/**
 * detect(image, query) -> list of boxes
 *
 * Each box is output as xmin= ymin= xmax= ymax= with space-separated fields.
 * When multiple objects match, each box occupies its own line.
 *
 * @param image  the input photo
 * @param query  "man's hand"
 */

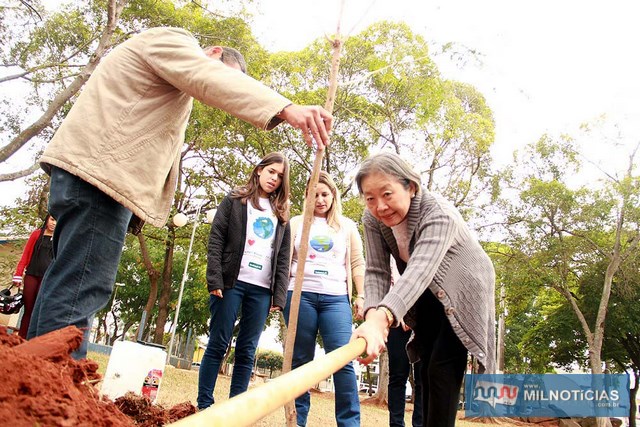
xmin=278 ymin=104 xmax=333 ymax=149
xmin=210 ymin=289 xmax=223 ymax=298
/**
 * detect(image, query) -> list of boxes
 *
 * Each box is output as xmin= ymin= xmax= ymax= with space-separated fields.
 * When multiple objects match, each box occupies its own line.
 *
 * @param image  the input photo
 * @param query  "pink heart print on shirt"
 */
xmin=248 ymin=239 xmax=255 ymax=246
xmin=309 ymin=254 xmax=316 ymax=259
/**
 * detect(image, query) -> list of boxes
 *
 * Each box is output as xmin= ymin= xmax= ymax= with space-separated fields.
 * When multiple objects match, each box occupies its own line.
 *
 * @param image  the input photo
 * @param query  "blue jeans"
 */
xmin=388 ymin=326 xmax=423 ymax=427
xmin=28 ymin=167 xmax=132 ymax=359
xmin=197 ymin=281 xmax=272 ymax=409
xmin=284 ymin=291 xmax=360 ymax=427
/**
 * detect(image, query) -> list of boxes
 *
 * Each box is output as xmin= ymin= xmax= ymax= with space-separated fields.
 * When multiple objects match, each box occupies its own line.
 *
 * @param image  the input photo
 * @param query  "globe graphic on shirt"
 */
xmin=309 ymin=235 xmax=333 ymax=252
xmin=253 ymin=217 xmax=275 ymax=239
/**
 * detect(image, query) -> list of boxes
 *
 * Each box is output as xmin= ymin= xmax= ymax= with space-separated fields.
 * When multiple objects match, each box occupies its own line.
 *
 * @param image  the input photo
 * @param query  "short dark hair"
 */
xmin=220 ymin=47 xmax=247 ymax=74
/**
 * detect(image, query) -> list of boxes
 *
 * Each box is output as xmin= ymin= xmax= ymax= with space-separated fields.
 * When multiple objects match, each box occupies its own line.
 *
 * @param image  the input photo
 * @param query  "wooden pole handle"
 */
xmin=168 ymin=338 xmax=366 ymax=427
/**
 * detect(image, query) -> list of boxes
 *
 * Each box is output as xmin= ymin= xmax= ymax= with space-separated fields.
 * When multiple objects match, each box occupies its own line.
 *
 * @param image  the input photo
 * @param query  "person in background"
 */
xmin=29 ymin=26 xmax=332 ymax=359
xmin=387 ymin=325 xmax=423 ymax=427
xmin=285 ymin=171 xmax=365 ymax=427
xmin=351 ymin=152 xmax=495 ymax=427
xmin=197 ymin=152 xmax=291 ymax=410
xmin=13 ymin=214 xmax=56 ymax=339
xmin=387 ymin=260 xmax=423 ymax=427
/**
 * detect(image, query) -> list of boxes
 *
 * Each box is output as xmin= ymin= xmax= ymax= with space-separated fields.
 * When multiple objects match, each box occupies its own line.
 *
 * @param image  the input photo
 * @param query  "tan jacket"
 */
xmin=288 ymin=215 xmax=365 ymax=298
xmin=40 ymin=27 xmax=290 ymax=227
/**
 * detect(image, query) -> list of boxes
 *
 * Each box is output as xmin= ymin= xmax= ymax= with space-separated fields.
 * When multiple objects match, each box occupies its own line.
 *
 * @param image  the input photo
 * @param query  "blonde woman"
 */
xmin=285 ymin=171 xmax=365 ymax=427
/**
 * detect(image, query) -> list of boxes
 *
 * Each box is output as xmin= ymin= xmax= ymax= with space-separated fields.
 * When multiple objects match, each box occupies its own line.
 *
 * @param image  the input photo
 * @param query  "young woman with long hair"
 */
xmin=197 ymin=152 xmax=291 ymax=410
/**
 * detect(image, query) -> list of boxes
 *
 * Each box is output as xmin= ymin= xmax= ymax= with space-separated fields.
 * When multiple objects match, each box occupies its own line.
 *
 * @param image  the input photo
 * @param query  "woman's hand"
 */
xmin=210 ymin=289 xmax=223 ymax=298
xmin=352 ymin=297 xmax=364 ymax=320
xmin=12 ymin=276 xmax=22 ymax=288
xmin=350 ymin=308 xmax=389 ymax=365
xmin=400 ymin=321 xmax=411 ymax=332
xmin=269 ymin=305 xmax=281 ymax=312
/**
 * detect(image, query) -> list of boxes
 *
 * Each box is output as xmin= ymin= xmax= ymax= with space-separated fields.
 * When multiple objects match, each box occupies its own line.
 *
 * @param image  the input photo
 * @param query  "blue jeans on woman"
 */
xmin=197 ymin=280 xmax=272 ymax=409
xmin=284 ymin=291 xmax=360 ymax=427
xmin=28 ymin=167 xmax=132 ymax=359
xmin=387 ymin=326 xmax=423 ymax=427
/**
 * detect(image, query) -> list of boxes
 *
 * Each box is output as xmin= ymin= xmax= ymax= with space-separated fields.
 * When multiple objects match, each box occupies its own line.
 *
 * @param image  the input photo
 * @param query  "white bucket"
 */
xmin=101 ymin=340 xmax=167 ymax=403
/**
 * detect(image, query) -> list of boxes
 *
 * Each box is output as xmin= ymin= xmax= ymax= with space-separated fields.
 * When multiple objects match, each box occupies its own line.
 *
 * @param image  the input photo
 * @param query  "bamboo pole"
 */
xmin=281 ymin=4 xmax=345 ymax=425
xmin=168 ymin=338 xmax=366 ymax=427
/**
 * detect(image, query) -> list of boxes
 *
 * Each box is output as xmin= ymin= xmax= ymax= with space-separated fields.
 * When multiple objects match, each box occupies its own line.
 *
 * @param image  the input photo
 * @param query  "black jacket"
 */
xmin=206 ymin=194 xmax=291 ymax=309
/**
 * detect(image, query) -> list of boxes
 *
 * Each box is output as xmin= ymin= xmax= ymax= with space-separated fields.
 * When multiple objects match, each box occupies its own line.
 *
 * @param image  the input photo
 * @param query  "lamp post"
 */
xmin=166 ymin=203 xmax=216 ymax=365
xmin=113 ymin=282 xmax=126 ymax=302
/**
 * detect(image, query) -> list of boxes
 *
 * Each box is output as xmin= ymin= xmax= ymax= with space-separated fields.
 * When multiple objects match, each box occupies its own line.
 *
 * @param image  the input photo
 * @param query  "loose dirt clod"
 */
xmin=115 ymin=393 xmax=197 ymax=426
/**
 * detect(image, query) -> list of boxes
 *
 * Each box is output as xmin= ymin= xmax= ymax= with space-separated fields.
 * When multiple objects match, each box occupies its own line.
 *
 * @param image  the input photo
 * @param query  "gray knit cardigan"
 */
xmin=362 ymin=189 xmax=496 ymax=373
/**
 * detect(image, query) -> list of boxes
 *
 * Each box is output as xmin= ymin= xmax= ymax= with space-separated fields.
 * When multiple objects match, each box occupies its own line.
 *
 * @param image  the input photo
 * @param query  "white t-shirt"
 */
xmin=237 ymin=198 xmax=276 ymax=289
xmin=289 ymin=217 xmax=348 ymax=295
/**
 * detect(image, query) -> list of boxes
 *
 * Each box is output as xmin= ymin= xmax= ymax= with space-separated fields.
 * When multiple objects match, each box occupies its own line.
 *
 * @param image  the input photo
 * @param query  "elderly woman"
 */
xmin=351 ymin=152 xmax=495 ymax=427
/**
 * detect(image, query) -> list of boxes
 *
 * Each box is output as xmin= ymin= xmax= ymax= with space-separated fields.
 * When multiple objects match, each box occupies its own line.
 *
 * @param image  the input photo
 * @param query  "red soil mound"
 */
xmin=0 ymin=325 xmax=196 ymax=426
xmin=0 ymin=325 xmax=132 ymax=426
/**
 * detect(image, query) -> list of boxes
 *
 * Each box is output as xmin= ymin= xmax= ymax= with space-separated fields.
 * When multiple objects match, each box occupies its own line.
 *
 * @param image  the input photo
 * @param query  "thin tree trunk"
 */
xmin=373 ymin=351 xmax=389 ymax=405
xmin=497 ymin=282 xmax=506 ymax=372
xmin=220 ymin=335 xmax=235 ymax=375
xmin=629 ymin=369 xmax=638 ymax=427
xmin=281 ymin=5 xmax=345 ymax=426
xmin=153 ymin=227 xmax=177 ymax=344
xmin=109 ymin=304 xmax=119 ymax=346
xmin=135 ymin=232 xmax=161 ymax=340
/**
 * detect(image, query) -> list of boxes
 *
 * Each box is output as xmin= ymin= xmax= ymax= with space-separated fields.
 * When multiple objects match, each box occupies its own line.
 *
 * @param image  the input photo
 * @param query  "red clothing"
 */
xmin=13 ymin=229 xmax=43 ymax=281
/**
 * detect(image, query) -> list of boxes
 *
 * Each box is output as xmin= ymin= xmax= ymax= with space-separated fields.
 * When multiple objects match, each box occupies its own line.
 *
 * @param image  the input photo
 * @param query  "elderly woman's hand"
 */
xmin=350 ymin=308 xmax=390 ymax=365
xmin=352 ymin=297 xmax=365 ymax=321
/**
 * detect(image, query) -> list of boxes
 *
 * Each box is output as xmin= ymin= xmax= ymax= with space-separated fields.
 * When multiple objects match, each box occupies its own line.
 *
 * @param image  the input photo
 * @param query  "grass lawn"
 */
xmin=89 ymin=351 xmax=513 ymax=426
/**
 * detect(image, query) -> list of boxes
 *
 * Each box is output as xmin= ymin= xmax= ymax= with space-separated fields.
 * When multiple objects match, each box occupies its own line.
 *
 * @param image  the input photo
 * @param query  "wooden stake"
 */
xmin=281 ymin=5 xmax=345 ymax=424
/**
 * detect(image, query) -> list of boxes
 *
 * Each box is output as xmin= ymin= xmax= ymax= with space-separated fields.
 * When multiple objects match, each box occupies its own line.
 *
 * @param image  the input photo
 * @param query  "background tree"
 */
xmin=0 ymin=0 xmax=255 ymax=178
xmin=496 ymin=131 xmax=640 ymax=379
xmin=256 ymin=350 xmax=284 ymax=378
xmin=503 ymin=252 xmax=640 ymax=426
xmin=0 ymin=0 xmax=128 ymax=179
xmin=601 ymin=252 xmax=640 ymax=427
